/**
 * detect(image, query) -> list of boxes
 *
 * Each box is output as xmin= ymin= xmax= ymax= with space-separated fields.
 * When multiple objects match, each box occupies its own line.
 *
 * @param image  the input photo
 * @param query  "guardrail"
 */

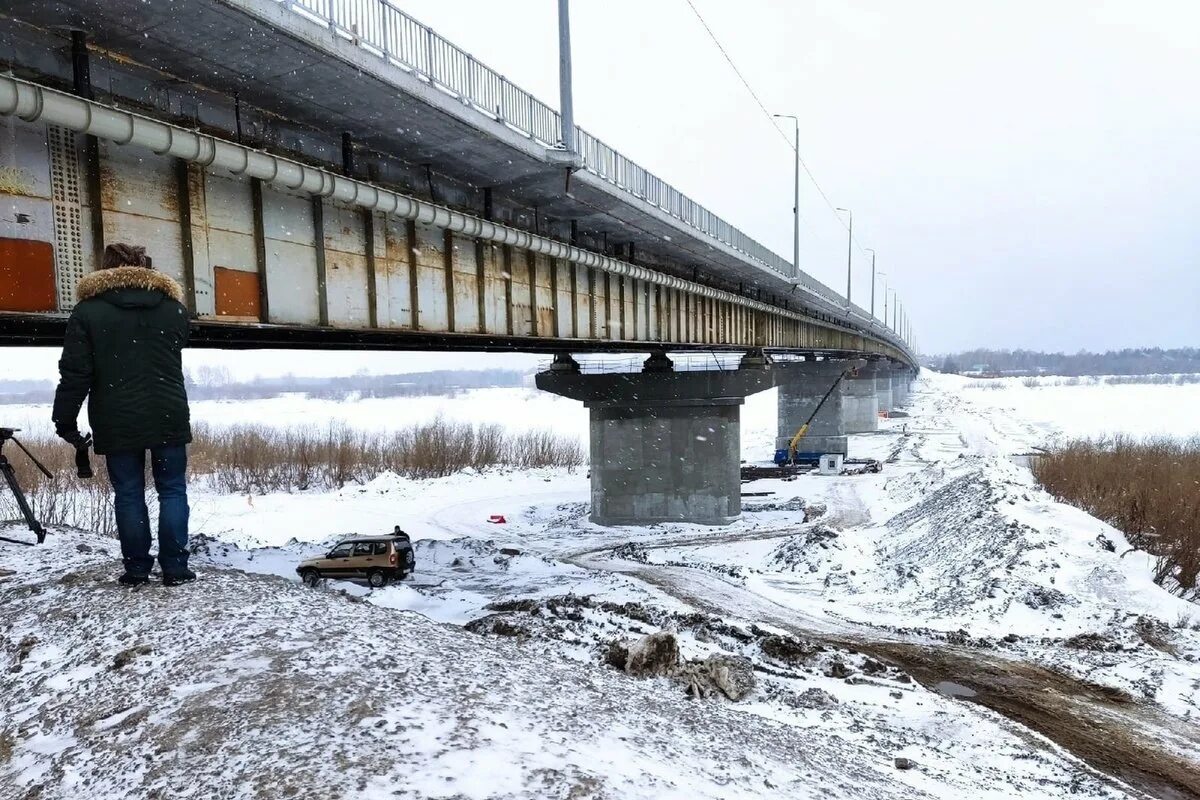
xmin=275 ymin=0 xmax=912 ymax=358
xmin=279 ymin=1 xmax=795 ymax=272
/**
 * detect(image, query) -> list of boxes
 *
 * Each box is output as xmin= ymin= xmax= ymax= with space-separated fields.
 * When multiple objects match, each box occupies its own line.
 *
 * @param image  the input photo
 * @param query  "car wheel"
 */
xmin=301 ymin=569 xmax=321 ymax=588
xmin=367 ymin=569 xmax=389 ymax=589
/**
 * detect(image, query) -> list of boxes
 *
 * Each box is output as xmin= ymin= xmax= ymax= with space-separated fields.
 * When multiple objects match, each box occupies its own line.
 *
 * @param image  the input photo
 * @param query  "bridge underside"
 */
xmin=0 ymin=312 xmax=893 ymax=361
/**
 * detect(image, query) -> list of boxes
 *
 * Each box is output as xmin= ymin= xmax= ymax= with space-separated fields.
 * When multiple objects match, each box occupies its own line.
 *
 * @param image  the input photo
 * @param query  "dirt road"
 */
xmin=568 ymin=539 xmax=1200 ymax=800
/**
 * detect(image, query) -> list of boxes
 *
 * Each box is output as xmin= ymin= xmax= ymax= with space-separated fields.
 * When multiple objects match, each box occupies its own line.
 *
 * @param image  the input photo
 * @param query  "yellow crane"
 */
xmin=782 ymin=368 xmax=852 ymax=464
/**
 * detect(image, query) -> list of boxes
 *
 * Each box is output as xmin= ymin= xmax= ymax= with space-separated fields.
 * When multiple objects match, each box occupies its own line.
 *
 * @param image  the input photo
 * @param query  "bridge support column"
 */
xmin=536 ymin=354 xmax=774 ymax=526
xmin=876 ymin=365 xmax=895 ymax=415
xmin=776 ymin=360 xmax=860 ymax=458
xmin=891 ymin=368 xmax=909 ymax=408
xmin=842 ymin=364 xmax=880 ymax=433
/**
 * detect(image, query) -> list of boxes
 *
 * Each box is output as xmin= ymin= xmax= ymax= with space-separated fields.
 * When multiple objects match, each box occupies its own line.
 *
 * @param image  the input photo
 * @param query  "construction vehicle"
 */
xmin=773 ymin=369 xmax=850 ymax=466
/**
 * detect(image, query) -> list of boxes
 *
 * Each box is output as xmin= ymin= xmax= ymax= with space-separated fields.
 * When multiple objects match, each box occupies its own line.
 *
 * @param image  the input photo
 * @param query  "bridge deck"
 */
xmin=0 ymin=1 xmax=913 ymax=364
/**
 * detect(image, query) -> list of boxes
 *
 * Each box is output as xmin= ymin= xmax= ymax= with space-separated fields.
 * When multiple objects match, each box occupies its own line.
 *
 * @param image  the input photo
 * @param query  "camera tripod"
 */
xmin=0 ymin=427 xmax=51 ymax=546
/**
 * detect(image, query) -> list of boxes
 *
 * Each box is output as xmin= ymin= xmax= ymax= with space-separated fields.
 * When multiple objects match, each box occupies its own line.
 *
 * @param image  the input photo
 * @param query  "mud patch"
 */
xmin=864 ymin=641 xmax=1200 ymax=800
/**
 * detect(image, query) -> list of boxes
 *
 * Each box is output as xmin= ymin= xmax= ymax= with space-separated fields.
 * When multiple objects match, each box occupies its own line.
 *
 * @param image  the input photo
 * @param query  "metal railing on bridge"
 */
xmin=280 ymin=1 xmax=792 ymax=275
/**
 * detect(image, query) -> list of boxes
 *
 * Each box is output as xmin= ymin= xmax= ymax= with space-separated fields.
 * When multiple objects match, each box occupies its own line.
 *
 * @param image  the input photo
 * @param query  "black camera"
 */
xmin=74 ymin=433 xmax=94 ymax=479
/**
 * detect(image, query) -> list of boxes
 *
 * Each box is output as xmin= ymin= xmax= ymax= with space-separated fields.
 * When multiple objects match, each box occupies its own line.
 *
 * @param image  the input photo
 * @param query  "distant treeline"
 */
xmin=930 ymin=347 xmax=1200 ymax=377
xmin=0 ymin=369 xmax=530 ymax=405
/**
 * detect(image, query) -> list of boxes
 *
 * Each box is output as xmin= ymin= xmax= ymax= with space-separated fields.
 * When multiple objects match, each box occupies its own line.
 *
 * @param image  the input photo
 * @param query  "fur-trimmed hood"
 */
xmin=76 ymin=266 xmax=185 ymax=304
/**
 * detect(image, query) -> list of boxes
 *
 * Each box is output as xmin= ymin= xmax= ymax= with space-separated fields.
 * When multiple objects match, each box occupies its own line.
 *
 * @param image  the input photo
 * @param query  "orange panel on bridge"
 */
xmin=214 ymin=266 xmax=262 ymax=319
xmin=0 ymin=237 xmax=56 ymax=312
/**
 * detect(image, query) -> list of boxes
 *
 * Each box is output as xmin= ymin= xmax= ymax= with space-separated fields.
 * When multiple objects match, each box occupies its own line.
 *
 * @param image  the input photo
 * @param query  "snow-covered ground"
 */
xmin=953 ymin=374 xmax=1200 ymax=443
xmin=3 ymin=372 xmax=1200 ymax=799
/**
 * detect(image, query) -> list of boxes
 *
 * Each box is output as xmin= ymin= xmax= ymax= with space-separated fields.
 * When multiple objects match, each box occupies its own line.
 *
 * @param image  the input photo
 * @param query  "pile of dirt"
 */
xmin=608 ymin=631 xmax=757 ymax=701
xmin=609 ymin=542 xmax=748 ymax=580
xmin=1064 ymin=633 xmax=1124 ymax=652
xmin=768 ymin=527 xmax=841 ymax=571
xmin=467 ymin=594 xmax=916 ymax=707
xmin=743 ymin=496 xmax=807 ymax=514
xmin=611 ymin=542 xmax=651 ymax=563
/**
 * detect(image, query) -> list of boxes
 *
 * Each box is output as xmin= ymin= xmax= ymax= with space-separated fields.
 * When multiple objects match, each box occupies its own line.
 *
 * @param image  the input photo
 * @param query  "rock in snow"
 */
xmin=624 ymin=630 xmax=681 ymax=677
xmin=615 ymin=631 xmax=756 ymax=701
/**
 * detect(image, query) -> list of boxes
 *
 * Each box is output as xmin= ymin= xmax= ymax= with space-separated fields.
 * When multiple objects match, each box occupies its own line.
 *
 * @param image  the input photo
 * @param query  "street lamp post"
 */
xmin=773 ymin=114 xmax=800 ymax=280
xmin=557 ymin=0 xmax=575 ymax=154
xmin=865 ymin=248 xmax=876 ymax=323
xmin=876 ymin=270 xmax=887 ymax=328
xmin=836 ymin=207 xmax=852 ymax=308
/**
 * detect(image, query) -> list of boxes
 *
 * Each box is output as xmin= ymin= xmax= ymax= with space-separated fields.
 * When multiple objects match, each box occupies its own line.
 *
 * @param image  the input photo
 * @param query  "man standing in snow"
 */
xmin=52 ymin=244 xmax=195 ymax=587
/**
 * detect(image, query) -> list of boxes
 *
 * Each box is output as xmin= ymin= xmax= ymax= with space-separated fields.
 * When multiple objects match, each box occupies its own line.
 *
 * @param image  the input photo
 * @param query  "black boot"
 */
xmin=162 ymin=568 xmax=197 ymax=587
xmin=118 ymin=572 xmax=150 ymax=587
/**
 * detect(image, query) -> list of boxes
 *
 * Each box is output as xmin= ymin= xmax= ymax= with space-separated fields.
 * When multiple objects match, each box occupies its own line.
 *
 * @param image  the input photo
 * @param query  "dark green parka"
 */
xmin=52 ymin=266 xmax=192 ymax=455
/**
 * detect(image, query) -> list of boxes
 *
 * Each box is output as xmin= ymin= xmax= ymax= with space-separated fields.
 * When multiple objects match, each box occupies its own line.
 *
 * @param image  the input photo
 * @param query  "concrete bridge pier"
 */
xmin=775 ymin=360 xmax=863 ymax=459
xmin=876 ymin=367 xmax=896 ymax=415
xmin=536 ymin=353 xmax=774 ymax=526
xmin=842 ymin=364 xmax=880 ymax=433
xmin=891 ymin=368 xmax=909 ymax=408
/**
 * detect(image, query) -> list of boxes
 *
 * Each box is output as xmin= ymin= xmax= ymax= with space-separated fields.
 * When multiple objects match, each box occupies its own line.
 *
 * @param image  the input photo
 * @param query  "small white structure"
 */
xmin=818 ymin=453 xmax=844 ymax=475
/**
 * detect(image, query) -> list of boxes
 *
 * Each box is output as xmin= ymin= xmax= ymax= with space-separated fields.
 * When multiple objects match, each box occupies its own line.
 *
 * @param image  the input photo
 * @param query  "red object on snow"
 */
xmin=487 ymin=514 xmax=507 ymax=524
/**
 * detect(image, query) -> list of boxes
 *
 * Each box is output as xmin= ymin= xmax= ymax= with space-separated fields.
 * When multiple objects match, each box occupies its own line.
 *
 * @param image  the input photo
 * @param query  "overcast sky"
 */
xmin=396 ymin=0 xmax=1198 ymax=354
xmin=6 ymin=1 xmax=1197 ymax=382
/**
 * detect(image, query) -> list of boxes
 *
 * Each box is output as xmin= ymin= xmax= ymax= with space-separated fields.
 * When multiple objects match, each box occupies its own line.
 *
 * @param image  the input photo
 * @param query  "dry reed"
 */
xmin=0 ymin=419 xmax=583 ymax=536
xmin=1032 ymin=435 xmax=1200 ymax=598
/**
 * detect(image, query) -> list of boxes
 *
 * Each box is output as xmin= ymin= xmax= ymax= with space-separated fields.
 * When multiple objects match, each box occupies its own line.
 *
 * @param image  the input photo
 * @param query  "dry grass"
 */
xmin=1011 ymin=375 xmax=1200 ymax=389
xmin=1032 ymin=436 xmax=1200 ymax=598
xmin=0 ymin=419 xmax=583 ymax=536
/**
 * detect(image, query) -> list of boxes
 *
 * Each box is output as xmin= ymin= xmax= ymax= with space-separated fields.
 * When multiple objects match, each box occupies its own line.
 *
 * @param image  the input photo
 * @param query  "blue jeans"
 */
xmin=105 ymin=445 xmax=190 ymax=576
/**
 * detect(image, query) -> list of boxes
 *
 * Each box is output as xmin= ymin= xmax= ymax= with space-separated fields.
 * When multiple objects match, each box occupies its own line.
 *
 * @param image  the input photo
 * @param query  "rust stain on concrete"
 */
xmin=0 ymin=166 xmax=37 ymax=198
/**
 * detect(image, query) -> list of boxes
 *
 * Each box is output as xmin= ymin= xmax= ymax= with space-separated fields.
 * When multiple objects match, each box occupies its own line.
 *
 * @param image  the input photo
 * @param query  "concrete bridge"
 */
xmin=0 ymin=0 xmax=917 ymax=525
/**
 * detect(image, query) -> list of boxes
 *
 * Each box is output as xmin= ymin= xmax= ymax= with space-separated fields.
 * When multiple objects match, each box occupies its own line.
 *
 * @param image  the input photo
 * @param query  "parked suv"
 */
xmin=297 ymin=535 xmax=416 ymax=588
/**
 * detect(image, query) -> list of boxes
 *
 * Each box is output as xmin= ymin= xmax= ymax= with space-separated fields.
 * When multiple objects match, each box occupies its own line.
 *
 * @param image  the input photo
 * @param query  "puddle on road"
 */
xmin=933 ymin=680 xmax=978 ymax=699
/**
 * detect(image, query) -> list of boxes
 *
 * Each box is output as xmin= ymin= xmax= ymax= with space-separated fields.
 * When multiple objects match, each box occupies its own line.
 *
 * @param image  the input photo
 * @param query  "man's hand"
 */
xmin=58 ymin=429 xmax=94 ymax=479
xmin=56 ymin=426 xmax=88 ymax=448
